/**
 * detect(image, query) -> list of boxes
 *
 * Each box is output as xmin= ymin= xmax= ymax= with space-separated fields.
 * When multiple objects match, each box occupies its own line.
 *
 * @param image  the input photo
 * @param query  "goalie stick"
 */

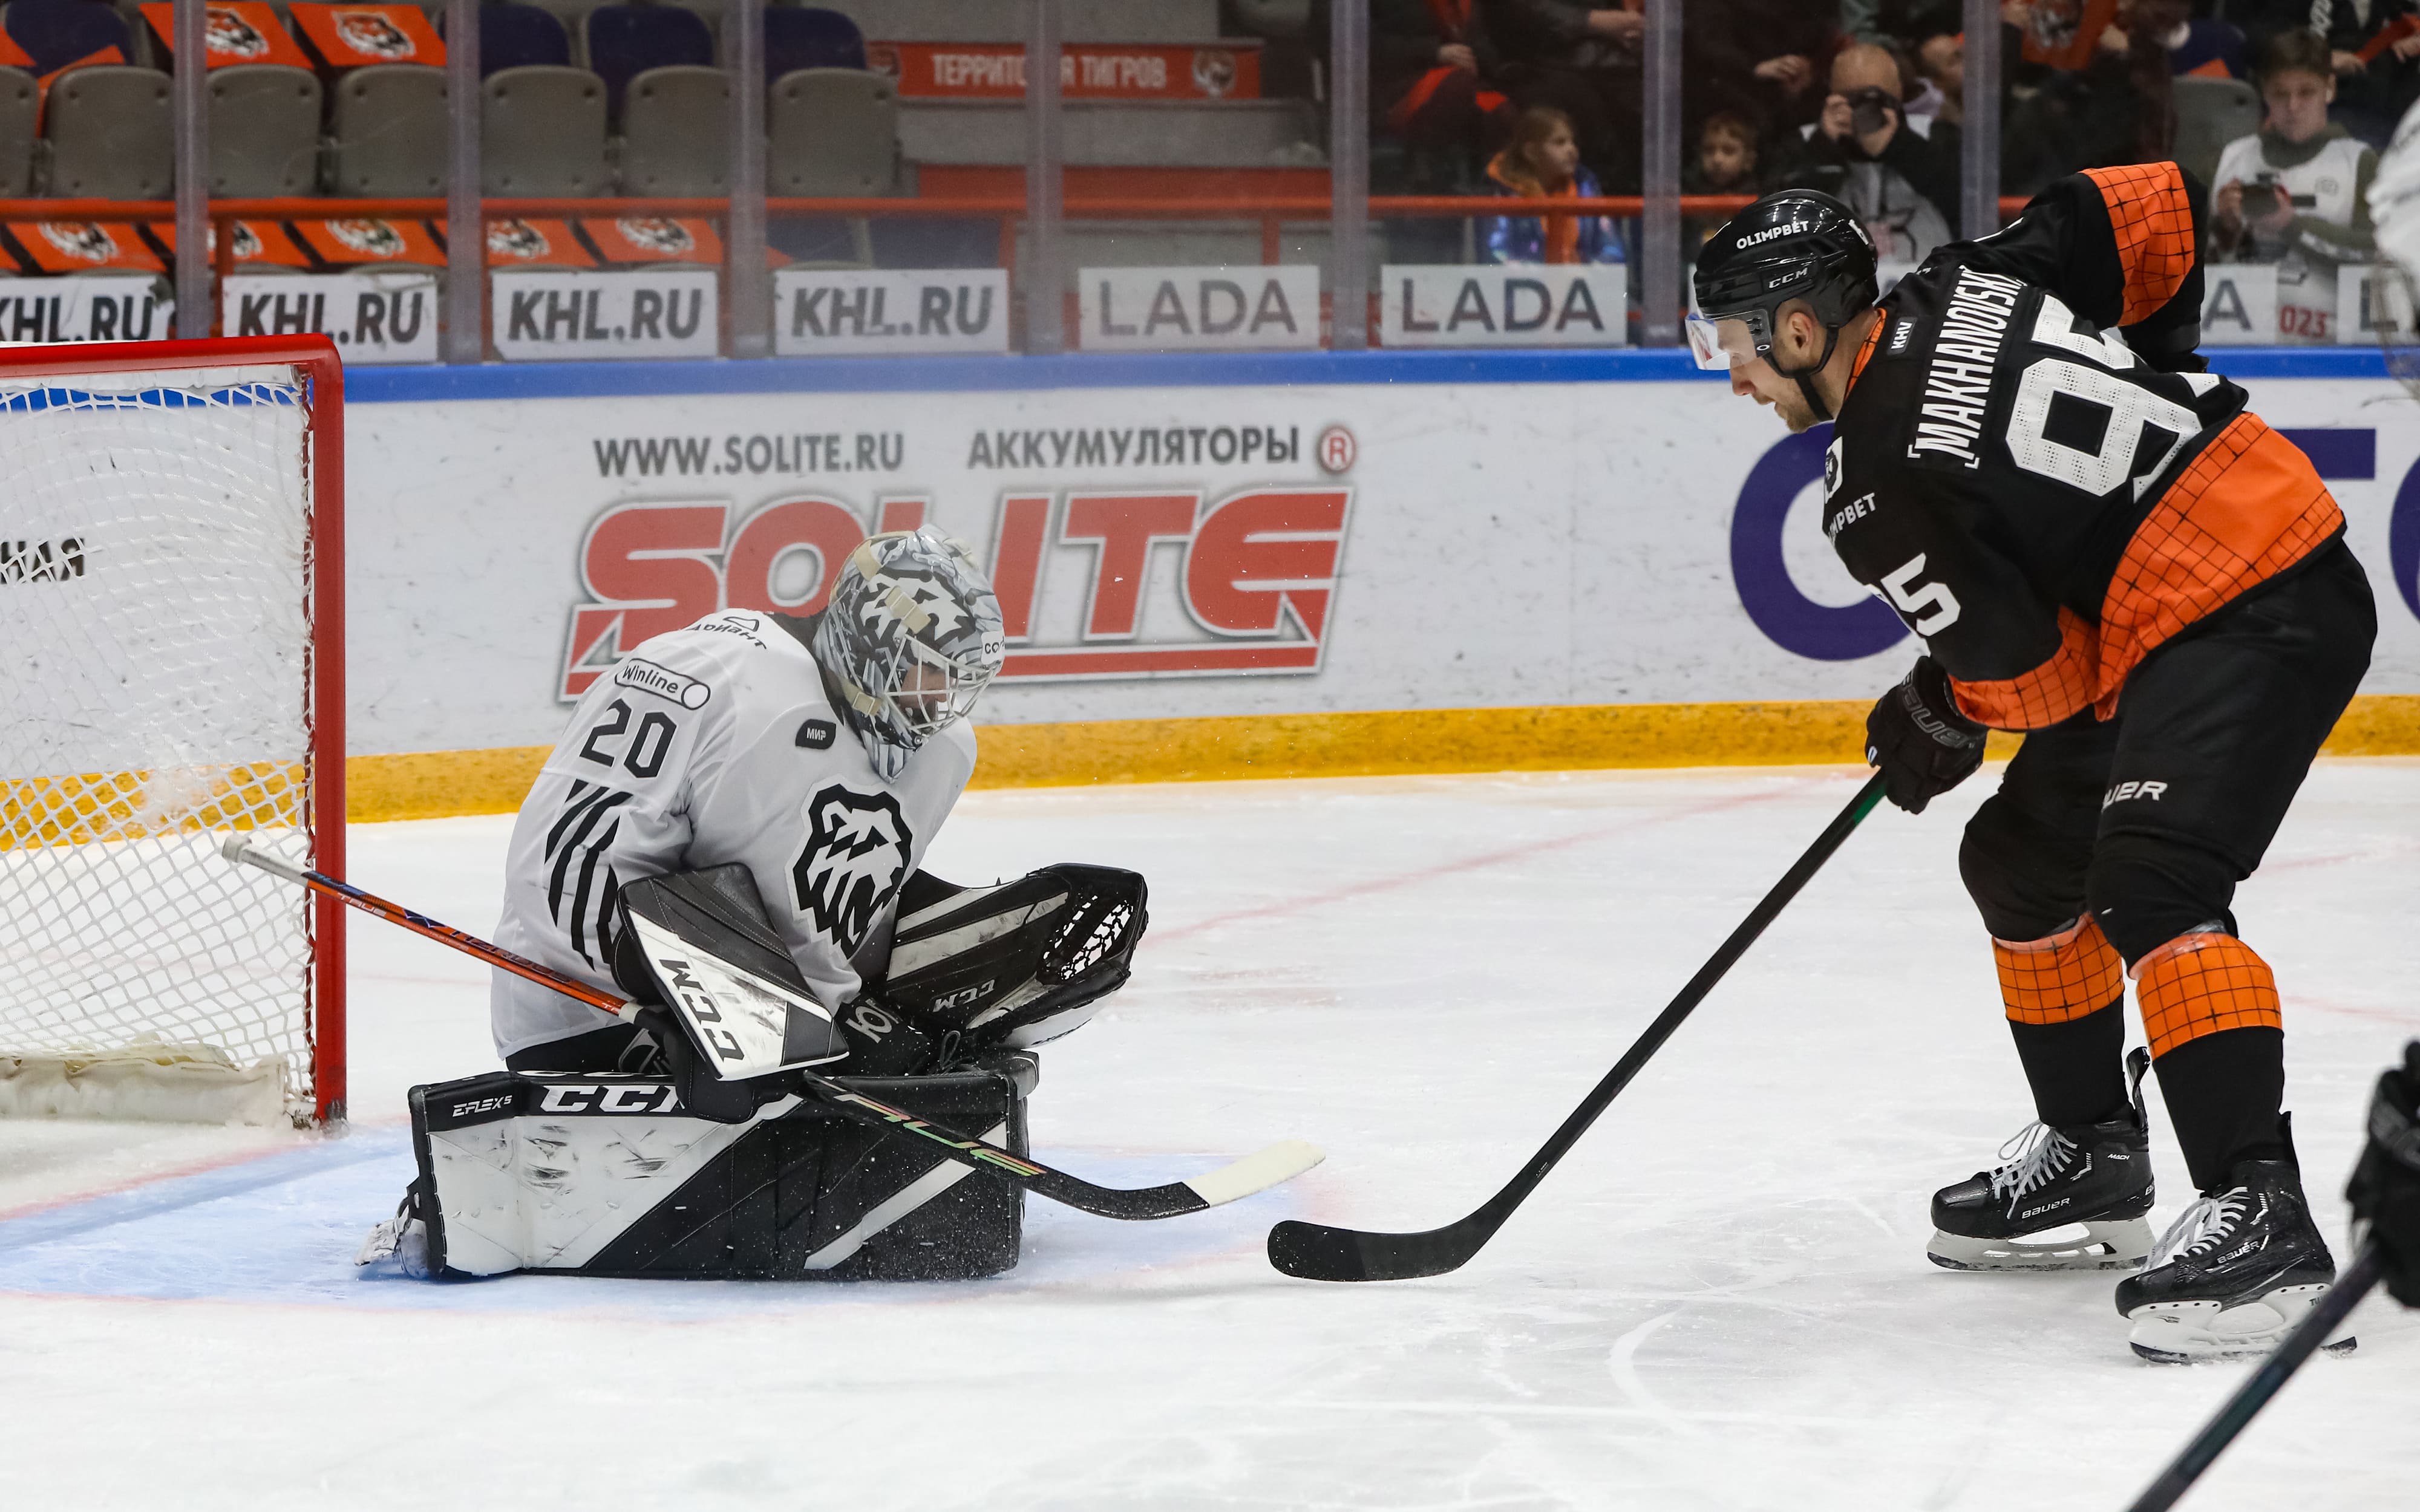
xmin=220 ymin=836 xmax=1321 ymax=1221
xmin=1266 ymin=773 xmax=1888 ymax=1282
xmin=2122 ymin=1243 xmax=2382 ymax=1512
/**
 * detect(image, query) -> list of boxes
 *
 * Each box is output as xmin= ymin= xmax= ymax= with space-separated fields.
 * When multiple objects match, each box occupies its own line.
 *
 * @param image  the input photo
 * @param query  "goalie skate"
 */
xmin=1926 ymin=1049 xmax=2154 ymax=1272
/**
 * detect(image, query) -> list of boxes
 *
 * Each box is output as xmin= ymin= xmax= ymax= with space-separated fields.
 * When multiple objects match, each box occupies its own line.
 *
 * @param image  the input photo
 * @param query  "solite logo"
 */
xmin=559 ymin=484 xmax=1352 ymax=698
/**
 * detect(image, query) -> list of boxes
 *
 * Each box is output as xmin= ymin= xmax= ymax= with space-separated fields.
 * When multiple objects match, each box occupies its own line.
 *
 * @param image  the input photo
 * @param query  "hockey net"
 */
xmin=0 ymin=338 xmax=344 ymax=1126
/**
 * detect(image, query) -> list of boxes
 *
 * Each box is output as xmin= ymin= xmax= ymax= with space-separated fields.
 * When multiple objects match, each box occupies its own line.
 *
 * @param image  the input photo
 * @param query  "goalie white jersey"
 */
xmin=491 ymin=608 xmax=978 ymax=1061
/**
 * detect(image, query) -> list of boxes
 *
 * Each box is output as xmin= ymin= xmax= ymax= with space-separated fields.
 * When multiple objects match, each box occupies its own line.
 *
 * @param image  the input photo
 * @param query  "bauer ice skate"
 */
xmin=1926 ymin=1048 xmax=2154 ymax=1271
xmin=2117 ymin=1127 xmax=2355 ymax=1364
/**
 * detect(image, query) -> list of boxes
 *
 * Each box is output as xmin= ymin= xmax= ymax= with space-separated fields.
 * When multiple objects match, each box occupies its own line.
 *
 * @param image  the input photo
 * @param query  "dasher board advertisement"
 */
xmin=1078 ymin=267 xmax=1322 ymax=353
xmin=1379 ymin=266 xmax=1629 ymax=348
xmin=771 ymin=270 xmax=1010 ymax=357
xmin=222 ymin=270 xmax=439 ymax=364
xmin=0 ymin=278 xmax=172 ymax=344
xmin=491 ymin=269 xmax=719 ymax=360
xmin=339 ymin=369 xmax=2420 ymax=758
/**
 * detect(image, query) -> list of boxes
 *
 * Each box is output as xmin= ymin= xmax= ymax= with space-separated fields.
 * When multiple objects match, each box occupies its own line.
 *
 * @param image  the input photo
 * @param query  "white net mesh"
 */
xmin=0 ymin=361 xmax=322 ymax=1123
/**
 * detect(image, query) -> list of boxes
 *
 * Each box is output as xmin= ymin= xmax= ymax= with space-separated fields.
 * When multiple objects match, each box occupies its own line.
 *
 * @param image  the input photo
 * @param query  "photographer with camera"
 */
xmin=1768 ymin=42 xmax=1958 ymax=266
xmin=2212 ymin=29 xmax=2380 ymax=343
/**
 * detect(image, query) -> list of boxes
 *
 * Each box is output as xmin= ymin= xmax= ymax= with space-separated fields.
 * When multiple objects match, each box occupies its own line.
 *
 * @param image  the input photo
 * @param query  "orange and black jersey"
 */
xmin=1825 ymin=162 xmax=2344 ymax=729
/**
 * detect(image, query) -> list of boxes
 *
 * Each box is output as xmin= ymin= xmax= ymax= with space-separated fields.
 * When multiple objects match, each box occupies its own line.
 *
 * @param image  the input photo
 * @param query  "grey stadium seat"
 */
xmin=767 ymin=67 xmax=897 ymax=195
xmin=2171 ymin=76 xmax=2263 ymax=195
xmin=44 ymin=66 xmax=170 ymax=199
xmin=208 ymin=64 xmax=321 ymax=197
xmin=330 ymin=65 xmax=448 ymax=197
xmin=620 ymin=65 xmax=727 ymax=195
xmin=0 ymin=67 xmax=33 ymax=197
xmin=483 ymin=64 xmax=609 ymax=195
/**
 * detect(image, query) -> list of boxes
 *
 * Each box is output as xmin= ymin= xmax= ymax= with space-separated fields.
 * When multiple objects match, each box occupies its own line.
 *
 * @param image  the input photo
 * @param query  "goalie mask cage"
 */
xmin=0 ymin=337 xmax=344 ymax=1127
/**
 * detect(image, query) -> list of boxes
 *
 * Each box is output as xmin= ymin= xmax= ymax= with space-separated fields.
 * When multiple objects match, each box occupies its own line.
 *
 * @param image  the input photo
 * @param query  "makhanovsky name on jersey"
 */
xmin=1907 ymin=266 xmax=2026 ymax=469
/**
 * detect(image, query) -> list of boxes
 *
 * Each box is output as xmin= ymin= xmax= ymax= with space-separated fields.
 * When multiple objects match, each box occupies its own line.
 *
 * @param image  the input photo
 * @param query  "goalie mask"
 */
xmin=812 ymin=526 xmax=1006 ymax=780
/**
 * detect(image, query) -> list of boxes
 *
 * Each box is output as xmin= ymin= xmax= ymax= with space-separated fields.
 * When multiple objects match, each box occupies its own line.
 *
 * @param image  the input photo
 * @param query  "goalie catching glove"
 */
xmin=842 ymin=863 xmax=1149 ymax=1075
xmin=613 ymin=859 xmax=1148 ymax=1092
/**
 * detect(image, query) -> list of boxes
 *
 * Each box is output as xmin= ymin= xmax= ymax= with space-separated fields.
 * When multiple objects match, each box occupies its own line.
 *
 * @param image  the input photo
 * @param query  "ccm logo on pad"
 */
xmin=536 ymin=1082 xmax=684 ymax=1113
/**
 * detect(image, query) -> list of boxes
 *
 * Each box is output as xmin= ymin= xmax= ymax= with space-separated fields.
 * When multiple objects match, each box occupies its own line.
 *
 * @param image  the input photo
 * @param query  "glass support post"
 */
xmin=728 ymin=0 xmax=769 ymax=358
xmin=1639 ymin=0 xmax=1682 ymax=346
xmin=1024 ymin=0 xmax=1064 ymax=355
xmin=172 ymin=0 xmax=209 ymax=338
xmin=445 ymin=0 xmax=483 ymax=363
xmin=1327 ymin=0 xmax=1369 ymax=351
xmin=1961 ymin=0 xmax=2002 ymax=240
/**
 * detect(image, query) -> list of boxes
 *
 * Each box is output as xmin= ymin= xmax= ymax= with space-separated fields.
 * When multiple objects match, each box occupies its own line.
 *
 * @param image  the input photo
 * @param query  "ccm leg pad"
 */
xmin=387 ymin=1057 xmax=1035 ymax=1281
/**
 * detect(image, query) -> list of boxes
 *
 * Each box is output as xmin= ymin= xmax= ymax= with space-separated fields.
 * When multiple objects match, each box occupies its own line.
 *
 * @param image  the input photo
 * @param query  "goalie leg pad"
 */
xmin=880 ymin=863 xmax=1148 ymax=1054
xmin=391 ymin=1057 xmax=1033 ymax=1281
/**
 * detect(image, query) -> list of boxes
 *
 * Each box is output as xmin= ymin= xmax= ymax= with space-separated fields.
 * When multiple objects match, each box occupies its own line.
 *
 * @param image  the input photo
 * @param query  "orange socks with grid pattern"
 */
xmin=2133 ymin=932 xmax=2283 ymax=1056
xmin=1994 ymin=916 xmax=2124 ymax=1026
xmin=1994 ymin=917 xmax=2130 ymax=1127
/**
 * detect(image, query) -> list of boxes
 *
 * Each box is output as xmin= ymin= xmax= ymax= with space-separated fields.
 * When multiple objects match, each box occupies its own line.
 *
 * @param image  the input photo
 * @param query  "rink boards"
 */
xmin=345 ymin=348 xmax=2420 ymax=815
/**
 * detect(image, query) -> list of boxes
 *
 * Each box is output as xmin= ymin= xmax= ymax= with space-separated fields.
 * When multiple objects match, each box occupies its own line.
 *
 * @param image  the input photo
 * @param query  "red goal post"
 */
xmin=0 ymin=336 xmax=345 ymax=1126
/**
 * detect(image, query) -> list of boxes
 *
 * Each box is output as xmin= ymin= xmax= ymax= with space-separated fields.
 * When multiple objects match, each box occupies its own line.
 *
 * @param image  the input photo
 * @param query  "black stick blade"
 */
xmin=1267 ymin=1219 xmax=1477 ymax=1282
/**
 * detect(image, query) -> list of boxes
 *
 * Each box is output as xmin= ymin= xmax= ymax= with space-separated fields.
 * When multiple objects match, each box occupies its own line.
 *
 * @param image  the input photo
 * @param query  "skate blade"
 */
xmin=1926 ymin=1218 xmax=2151 ymax=1272
xmin=2126 ymin=1283 xmax=2358 ymax=1364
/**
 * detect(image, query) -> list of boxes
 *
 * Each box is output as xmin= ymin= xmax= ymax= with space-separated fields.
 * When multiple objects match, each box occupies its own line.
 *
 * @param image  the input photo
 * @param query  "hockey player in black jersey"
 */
xmin=1691 ymin=169 xmax=2375 ymax=1360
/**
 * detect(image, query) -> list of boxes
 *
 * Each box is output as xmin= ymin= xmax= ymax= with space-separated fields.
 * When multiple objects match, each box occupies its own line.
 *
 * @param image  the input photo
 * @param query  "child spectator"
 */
xmin=2211 ymin=28 xmax=2381 ymax=341
xmin=1480 ymin=106 xmax=1628 ymax=264
xmin=1684 ymin=111 xmax=1761 ymax=262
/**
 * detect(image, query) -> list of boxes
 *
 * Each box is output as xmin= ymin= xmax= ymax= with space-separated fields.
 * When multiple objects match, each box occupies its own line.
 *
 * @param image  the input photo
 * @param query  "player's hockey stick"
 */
xmin=1266 ymin=772 xmax=1889 ymax=1281
xmin=220 ymin=836 xmax=1321 ymax=1221
xmin=2122 ymin=1243 xmax=2382 ymax=1512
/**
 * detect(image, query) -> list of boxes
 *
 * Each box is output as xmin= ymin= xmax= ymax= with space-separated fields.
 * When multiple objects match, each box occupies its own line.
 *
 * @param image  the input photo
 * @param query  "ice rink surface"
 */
xmin=2 ymin=761 xmax=2416 ymax=1511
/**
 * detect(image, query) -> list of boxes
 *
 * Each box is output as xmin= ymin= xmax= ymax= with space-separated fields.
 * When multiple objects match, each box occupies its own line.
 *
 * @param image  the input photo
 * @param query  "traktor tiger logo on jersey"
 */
xmin=793 ymin=785 xmax=913 ymax=955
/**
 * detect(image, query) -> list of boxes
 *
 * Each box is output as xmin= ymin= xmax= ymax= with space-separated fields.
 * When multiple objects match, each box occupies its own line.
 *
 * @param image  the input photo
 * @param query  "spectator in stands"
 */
xmin=1683 ymin=110 xmax=1762 ymax=264
xmin=1485 ymin=0 xmax=1646 ymax=192
xmin=1769 ymin=42 xmax=1958 ymax=265
xmin=1479 ymin=105 xmax=1628 ymax=264
xmin=2128 ymin=0 xmax=2249 ymax=80
xmin=2211 ymin=28 xmax=2379 ymax=342
xmin=2315 ymin=0 xmax=2420 ymax=145
xmin=2231 ymin=0 xmax=2419 ymax=140
xmin=1373 ymin=0 xmax=1516 ymax=170
xmin=1998 ymin=1 xmax=2172 ymax=194
xmin=1681 ymin=0 xmax=1836 ymax=155
xmin=1901 ymin=21 xmax=1960 ymax=126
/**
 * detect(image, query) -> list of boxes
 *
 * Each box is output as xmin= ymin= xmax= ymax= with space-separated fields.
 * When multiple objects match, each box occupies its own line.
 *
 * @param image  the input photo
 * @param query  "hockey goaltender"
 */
xmin=362 ymin=528 xmax=1151 ymax=1281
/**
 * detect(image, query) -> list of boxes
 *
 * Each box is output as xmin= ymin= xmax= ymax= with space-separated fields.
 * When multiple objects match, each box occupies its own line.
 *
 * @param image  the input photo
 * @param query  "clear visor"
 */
xmin=1686 ymin=311 xmax=1767 ymax=371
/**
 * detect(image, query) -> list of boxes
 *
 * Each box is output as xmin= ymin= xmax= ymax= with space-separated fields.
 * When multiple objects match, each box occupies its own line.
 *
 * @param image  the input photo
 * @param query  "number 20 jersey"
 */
xmin=489 ymin=608 xmax=978 ymax=1062
xmin=1825 ymin=162 xmax=2345 ymax=730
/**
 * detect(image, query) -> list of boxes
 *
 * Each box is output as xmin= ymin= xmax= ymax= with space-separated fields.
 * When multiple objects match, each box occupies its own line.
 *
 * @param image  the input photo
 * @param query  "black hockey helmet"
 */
xmin=1689 ymin=190 xmax=1879 ymax=417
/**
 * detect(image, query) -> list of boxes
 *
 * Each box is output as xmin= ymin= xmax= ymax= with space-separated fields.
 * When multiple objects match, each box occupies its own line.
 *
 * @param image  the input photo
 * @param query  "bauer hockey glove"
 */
xmin=1865 ymin=656 xmax=1986 ymax=815
xmin=2347 ymin=1040 xmax=2420 ymax=1308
